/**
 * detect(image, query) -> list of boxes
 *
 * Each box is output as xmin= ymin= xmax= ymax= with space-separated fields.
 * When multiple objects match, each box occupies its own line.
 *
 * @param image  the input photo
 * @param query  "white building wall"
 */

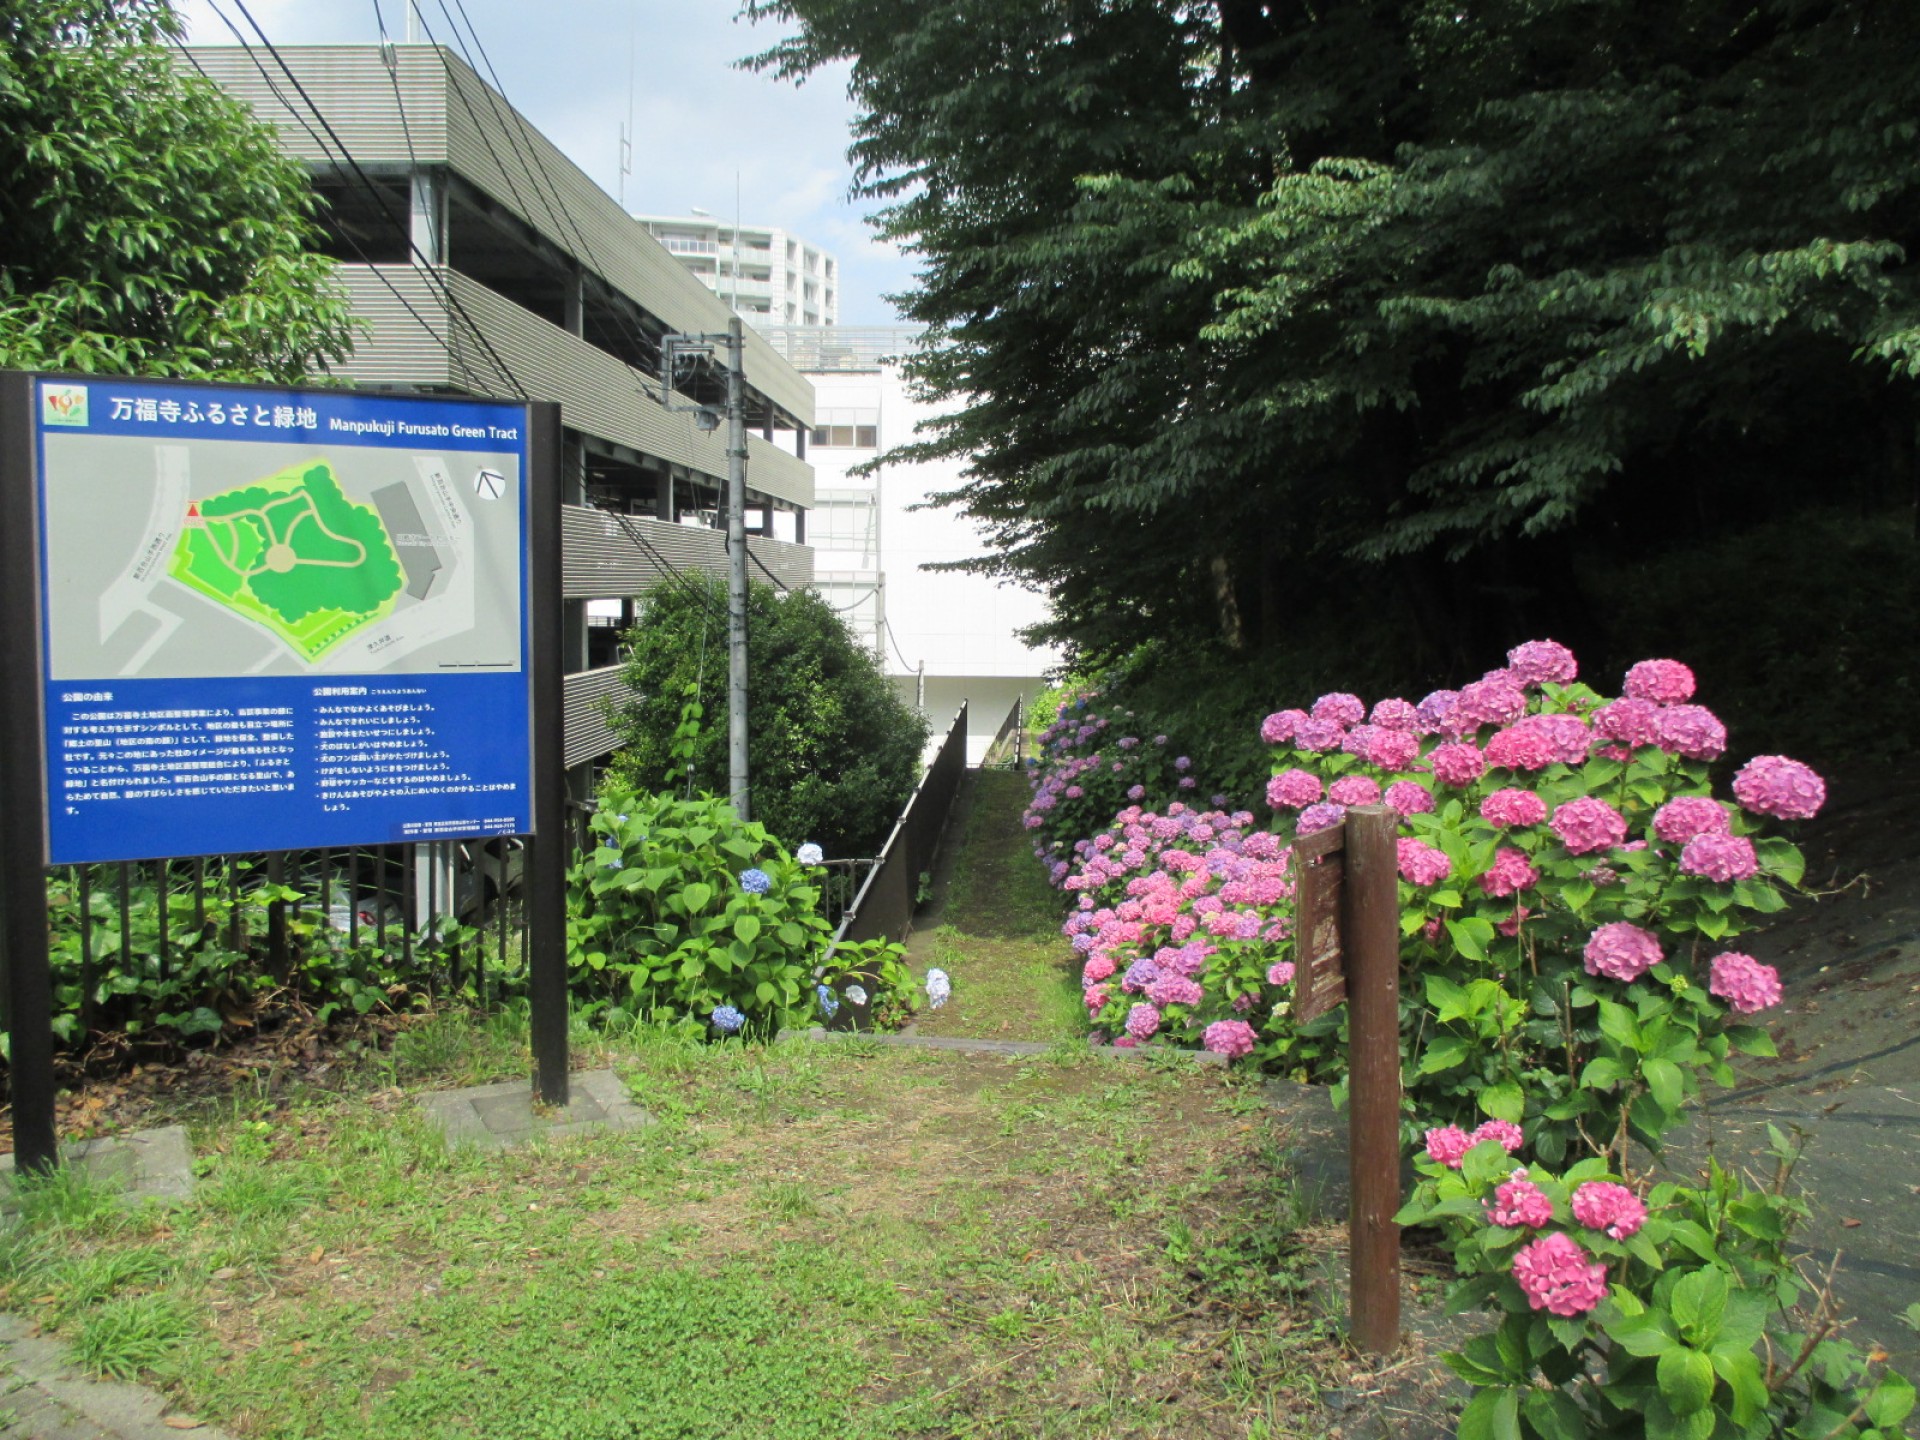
xmin=805 ymin=358 xmax=1061 ymax=762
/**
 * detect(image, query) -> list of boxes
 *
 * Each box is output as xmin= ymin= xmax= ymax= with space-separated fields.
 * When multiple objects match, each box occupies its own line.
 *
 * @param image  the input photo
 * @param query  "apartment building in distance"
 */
xmin=187 ymin=43 xmax=819 ymax=786
xmin=763 ymin=327 xmax=1060 ymax=763
xmin=633 ymin=214 xmax=839 ymax=328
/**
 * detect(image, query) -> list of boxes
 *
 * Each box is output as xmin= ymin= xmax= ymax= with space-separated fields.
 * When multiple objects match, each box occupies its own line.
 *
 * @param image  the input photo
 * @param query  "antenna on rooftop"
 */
xmin=617 ymin=4 xmax=635 ymax=207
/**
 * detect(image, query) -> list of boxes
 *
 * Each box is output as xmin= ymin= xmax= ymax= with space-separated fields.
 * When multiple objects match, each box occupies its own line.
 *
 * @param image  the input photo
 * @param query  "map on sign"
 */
xmin=40 ymin=433 xmax=523 ymax=682
xmin=168 ymin=460 xmax=405 ymax=663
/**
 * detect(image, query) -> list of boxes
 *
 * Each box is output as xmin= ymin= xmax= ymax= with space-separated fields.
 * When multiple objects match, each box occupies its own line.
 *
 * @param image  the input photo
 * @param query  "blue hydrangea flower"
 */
xmin=795 ymin=842 xmax=824 ymax=866
xmin=815 ymin=984 xmax=839 ymax=1019
xmin=925 ymin=968 xmax=952 ymax=1010
xmin=738 ymin=867 xmax=772 ymax=895
xmin=710 ymin=1004 xmax=745 ymax=1034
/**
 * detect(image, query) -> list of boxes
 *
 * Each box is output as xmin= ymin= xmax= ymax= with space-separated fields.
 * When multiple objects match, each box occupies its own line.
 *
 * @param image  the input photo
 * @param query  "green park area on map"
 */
xmin=167 ymin=458 xmax=405 ymax=663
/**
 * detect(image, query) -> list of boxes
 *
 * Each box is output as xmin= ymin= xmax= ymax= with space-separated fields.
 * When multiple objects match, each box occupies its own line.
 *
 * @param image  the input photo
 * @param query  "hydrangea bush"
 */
xmin=1062 ymin=802 xmax=1308 ymax=1059
xmin=566 ymin=786 xmax=834 ymax=1037
xmin=1261 ymin=642 xmax=1820 ymax=1166
xmin=1399 ymin=1131 xmax=1915 ymax=1440
xmin=1024 ymin=690 xmax=1211 ymax=887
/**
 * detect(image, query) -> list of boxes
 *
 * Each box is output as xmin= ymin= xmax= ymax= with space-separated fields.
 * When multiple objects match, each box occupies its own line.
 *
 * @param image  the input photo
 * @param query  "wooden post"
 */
xmin=1342 ymin=803 xmax=1403 ymax=1354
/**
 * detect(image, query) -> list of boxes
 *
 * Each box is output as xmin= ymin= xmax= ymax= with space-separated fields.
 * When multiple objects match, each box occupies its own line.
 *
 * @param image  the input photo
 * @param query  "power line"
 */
xmin=214 ymin=0 xmax=529 ymax=401
xmin=883 ymin=615 xmax=917 ymax=674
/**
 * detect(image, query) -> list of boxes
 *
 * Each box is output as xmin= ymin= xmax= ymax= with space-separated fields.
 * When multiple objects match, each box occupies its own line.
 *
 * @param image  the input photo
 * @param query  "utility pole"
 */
xmin=724 ymin=317 xmax=750 ymax=820
xmin=660 ymin=322 xmax=751 ymax=821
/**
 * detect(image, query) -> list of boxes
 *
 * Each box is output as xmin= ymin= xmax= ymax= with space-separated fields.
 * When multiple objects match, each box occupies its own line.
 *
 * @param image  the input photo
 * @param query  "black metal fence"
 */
xmin=834 ymin=701 xmax=969 ymax=949
xmin=981 ymin=696 xmax=1025 ymax=769
xmin=37 ymin=841 xmax=528 ymax=1037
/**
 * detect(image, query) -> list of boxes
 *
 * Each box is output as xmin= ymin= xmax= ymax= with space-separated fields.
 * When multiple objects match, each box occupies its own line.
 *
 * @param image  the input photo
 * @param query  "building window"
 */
xmin=809 ymin=408 xmax=879 ymax=448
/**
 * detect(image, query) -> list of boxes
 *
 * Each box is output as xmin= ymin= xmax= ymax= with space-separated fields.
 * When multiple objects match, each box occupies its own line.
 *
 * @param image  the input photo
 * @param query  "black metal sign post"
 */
xmin=0 ymin=374 xmax=59 ymax=1172
xmin=525 ymin=402 xmax=569 ymax=1107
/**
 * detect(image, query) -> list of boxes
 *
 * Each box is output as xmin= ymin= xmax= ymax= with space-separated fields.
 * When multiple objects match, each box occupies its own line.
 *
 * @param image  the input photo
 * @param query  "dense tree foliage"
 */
xmin=744 ymin=0 xmax=1920 ymax=690
xmin=608 ymin=577 xmax=929 ymax=859
xmin=1 ymin=0 xmax=355 ymax=379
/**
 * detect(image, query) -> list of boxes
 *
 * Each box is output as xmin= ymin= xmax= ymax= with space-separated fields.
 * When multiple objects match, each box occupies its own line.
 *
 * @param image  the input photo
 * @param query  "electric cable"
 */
xmin=207 ymin=0 xmax=530 ymax=400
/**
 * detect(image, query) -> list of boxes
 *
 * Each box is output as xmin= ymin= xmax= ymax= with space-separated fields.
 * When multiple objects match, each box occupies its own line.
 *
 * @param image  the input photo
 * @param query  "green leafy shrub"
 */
xmin=566 ymin=785 xmax=834 ymax=1037
xmin=1399 ymin=1135 xmax=1915 ymax=1440
xmin=608 ymin=576 xmax=928 ymax=859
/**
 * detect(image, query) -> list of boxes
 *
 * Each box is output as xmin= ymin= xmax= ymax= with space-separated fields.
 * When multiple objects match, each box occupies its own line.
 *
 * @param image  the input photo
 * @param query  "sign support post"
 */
xmin=525 ymin=402 xmax=568 ymax=1107
xmin=0 ymin=375 xmax=58 ymax=1173
xmin=1290 ymin=801 xmax=1402 ymax=1354
xmin=1343 ymin=803 xmax=1403 ymax=1354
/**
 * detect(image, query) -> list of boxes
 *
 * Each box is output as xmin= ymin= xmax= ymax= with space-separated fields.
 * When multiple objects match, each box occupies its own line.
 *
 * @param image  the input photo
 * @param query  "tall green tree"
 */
xmin=608 ymin=577 xmax=929 ymax=859
xmin=1 ymin=0 xmax=355 ymax=380
xmin=745 ymin=0 xmax=1920 ymax=674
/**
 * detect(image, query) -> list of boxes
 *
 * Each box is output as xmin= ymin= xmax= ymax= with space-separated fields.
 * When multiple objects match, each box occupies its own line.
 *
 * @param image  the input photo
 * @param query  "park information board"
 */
xmin=23 ymin=376 xmax=533 ymax=864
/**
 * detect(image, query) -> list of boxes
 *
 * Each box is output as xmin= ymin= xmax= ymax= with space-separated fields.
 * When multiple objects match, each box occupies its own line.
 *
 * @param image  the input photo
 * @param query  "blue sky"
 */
xmin=173 ymin=0 xmax=915 ymax=324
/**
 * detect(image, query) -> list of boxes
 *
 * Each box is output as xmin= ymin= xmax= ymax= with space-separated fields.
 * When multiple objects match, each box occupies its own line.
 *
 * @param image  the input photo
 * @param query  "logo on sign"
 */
xmin=42 ymin=385 xmax=89 ymax=427
xmin=473 ymin=468 xmax=506 ymax=500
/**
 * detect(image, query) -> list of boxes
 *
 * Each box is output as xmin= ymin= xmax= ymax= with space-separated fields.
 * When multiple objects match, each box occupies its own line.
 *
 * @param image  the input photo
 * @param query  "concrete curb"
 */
xmin=0 ymin=1312 xmax=233 ymax=1439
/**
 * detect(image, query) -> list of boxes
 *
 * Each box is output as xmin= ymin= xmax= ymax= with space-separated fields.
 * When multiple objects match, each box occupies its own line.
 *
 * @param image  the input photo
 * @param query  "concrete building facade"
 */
xmin=189 ymin=43 xmax=819 ymax=780
xmin=762 ymin=327 xmax=1060 ymax=763
xmin=632 ymin=215 xmax=839 ymax=328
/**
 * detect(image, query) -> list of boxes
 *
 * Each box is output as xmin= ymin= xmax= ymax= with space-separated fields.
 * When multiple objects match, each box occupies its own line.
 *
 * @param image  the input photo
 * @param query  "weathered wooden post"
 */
xmin=1290 ymin=802 xmax=1402 ymax=1354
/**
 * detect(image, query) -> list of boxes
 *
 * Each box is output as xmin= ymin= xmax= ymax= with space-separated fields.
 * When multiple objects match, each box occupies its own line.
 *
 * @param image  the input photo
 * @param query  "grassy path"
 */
xmin=0 ymin=773 xmax=1354 ymax=1438
xmin=905 ymin=770 xmax=1086 ymax=1044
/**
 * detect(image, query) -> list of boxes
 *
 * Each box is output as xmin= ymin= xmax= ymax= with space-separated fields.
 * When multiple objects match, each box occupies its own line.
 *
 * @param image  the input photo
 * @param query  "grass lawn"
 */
xmin=1 ymin=1015 xmax=1347 ymax=1439
xmin=907 ymin=771 xmax=1087 ymax=1044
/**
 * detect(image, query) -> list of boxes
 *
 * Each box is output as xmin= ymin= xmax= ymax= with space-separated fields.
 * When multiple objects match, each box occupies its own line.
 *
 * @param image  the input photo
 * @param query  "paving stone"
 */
xmin=0 ymin=1314 xmax=232 ymax=1439
xmin=417 ymin=1069 xmax=650 ymax=1151
xmin=0 ymin=1127 xmax=194 ymax=1217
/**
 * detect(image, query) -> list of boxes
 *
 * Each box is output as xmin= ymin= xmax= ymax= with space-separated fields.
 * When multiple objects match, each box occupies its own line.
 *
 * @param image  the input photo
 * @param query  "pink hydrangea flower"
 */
xmin=1294 ymin=717 xmax=1344 ymax=752
xmin=1261 ymin=709 xmax=1308 ymax=745
xmin=1397 ymin=838 xmax=1453 ymax=887
xmin=1584 ymin=922 xmax=1663 ymax=983
xmin=1428 ymin=742 xmax=1487 ymax=788
xmin=1364 ymin=728 xmax=1422 ymax=772
xmin=1370 ymin=697 xmax=1420 ymax=731
xmin=1267 ymin=961 xmax=1296 ymax=986
xmin=1329 ymin=775 xmax=1383 ymax=807
xmin=1483 ymin=722 xmax=1556 ymax=772
xmin=1680 ymin=832 xmax=1759 ymax=882
xmin=1481 ymin=788 xmax=1548 ymax=828
xmin=1202 ymin=1019 xmax=1258 ymax=1059
xmin=1506 ymin=639 xmax=1578 ymax=687
xmin=1083 ymin=955 xmax=1116 ymax=984
xmin=1551 ymin=797 xmax=1628 ymax=854
xmin=1416 ymin=690 xmax=1460 ymax=735
xmin=1478 ymin=847 xmax=1539 ymax=898
xmin=1570 ymin=1181 xmax=1648 ymax=1240
xmin=1127 ymin=784 xmax=1146 ymax=800
xmin=1124 ymin=1003 xmax=1161 ymax=1041
xmin=1657 ymin=704 xmax=1727 ymax=761
xmin=1512 ymin=1232 xmax=1609 ymax=1316
xmin=1488 ymin=1172 xmax=1555 ymax=1228
xmin=1624 ymin=658 xmax=1696 ymax=704
xmin=1425 ymin=1125 xmax=1473 ymax=1169
xmin=1494 ymin=905 xmax=1532 ymax=937
xmin=1146 ymin=974 xmax=1204 ymax=1008
xmin=1732 ymin=755 xmax=1827 ymax=821
xmin=1297 ymin=802 xmax=1346 ymax=833
xmin=1267 ymin=768 xmax=1324 ymax=810
xmin=1454 ymin=677 xmax=1528 ymax=729
xmin=1653 ymin=796 xmax=1731 ymax=845
xmin=1471 ymin=1119 xmax=1526 ymax=1152
xmin=1385 ymin=780 xmax=1436 ymax=818
xmin=1709 ymin=951 xmax=1783 ymax=1014
xmin=1085 ymin=986 xmax=1109 ymax=1012
xmin=1592 ymin=697 xmax=1663 ymax=748
xmin=1312 ymin=692 xmax=1368 ymax=727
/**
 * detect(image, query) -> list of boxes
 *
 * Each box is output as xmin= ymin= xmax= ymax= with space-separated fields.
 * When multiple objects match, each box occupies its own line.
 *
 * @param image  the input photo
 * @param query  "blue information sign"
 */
xmin=32 ymin=377 xmax=534 ymax=863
